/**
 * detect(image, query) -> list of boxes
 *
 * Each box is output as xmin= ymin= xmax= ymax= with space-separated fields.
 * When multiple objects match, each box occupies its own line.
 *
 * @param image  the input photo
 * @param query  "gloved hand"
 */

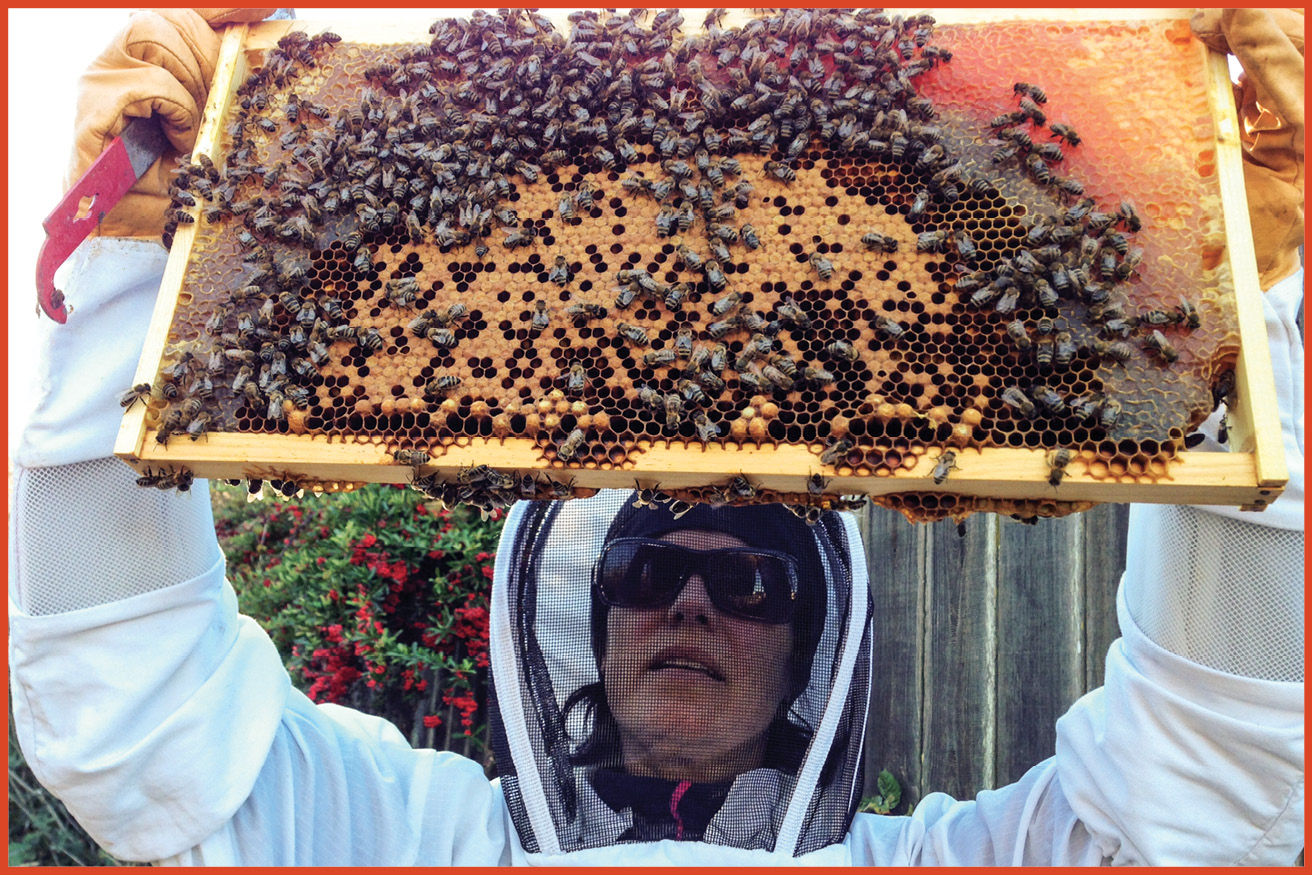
xmin=66 ymin=7 xmax=275 ymax=239
xmin=1191 ymin=8 xmax=1304 ymax=290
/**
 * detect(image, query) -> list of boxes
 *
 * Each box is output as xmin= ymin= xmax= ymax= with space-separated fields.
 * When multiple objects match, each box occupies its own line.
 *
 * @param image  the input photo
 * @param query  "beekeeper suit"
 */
xmin=8 ymin=7 xmax=1305 ymax=867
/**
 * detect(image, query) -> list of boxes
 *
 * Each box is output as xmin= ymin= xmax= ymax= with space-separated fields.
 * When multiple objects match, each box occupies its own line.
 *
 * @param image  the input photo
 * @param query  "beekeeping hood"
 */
xmin=489 ymin=490 xmax=874 ymax=861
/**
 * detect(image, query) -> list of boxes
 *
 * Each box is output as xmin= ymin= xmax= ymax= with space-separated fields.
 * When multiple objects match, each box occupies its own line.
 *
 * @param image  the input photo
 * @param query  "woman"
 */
xmin=495 ymin=498 xmax=865 ymax=855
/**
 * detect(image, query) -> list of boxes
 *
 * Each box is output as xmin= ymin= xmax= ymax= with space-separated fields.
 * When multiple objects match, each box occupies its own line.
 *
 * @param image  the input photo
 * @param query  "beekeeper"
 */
xmin=9 ymin=7 xmax=1304 ymax=866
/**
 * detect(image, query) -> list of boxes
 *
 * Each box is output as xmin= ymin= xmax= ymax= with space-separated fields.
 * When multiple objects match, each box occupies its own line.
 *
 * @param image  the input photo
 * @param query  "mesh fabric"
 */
xmin=489 ymin=491 xmax=872 ymax=858
xmin=1123 ymin=503 xmax=1303 ymax=682
xmin=11 ymin=458 xmax=220 ymax=616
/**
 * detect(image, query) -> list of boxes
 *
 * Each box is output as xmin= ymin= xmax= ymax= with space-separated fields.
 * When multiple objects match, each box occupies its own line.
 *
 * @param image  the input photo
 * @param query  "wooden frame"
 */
xmin=115 ymin=9 xmax=1288 ymax=512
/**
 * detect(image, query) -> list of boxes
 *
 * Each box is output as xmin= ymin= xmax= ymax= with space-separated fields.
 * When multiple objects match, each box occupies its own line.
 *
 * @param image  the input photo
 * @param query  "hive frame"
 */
xmin=114 ymin=9 xmax=1287 ymax=512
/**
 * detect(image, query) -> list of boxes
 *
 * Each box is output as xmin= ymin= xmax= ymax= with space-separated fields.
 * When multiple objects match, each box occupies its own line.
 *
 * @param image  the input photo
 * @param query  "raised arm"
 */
xmin=9 ymin=11 xmax=505 ymax=865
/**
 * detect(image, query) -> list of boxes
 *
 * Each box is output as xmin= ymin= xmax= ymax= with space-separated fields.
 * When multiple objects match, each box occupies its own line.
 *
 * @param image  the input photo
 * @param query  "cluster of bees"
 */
xmin=139 ymin=8 xmax=1225 ymax=519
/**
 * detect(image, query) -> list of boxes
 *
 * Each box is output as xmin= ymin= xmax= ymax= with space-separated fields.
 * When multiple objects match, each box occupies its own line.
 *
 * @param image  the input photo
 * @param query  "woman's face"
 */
xmin=602 ymin=528 xmax=795 ymax=783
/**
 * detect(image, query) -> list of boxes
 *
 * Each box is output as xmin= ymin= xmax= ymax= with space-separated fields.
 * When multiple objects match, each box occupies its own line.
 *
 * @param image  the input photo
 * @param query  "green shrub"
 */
xmin=214 ymin=481 xmax=503 ymax=765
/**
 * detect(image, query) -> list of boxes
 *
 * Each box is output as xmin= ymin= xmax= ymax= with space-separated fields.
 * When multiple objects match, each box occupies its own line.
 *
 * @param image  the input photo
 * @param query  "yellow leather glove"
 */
xmin=1191 ymin=8 xmax=1305 ymax=290
xmin=66 ymin=7 xmax=275 ymax=240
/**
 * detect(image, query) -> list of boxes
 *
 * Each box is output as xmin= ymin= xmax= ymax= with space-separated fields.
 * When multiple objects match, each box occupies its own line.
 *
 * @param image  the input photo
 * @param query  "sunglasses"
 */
xmin=593 ymin=537 xmax=799 ymax=624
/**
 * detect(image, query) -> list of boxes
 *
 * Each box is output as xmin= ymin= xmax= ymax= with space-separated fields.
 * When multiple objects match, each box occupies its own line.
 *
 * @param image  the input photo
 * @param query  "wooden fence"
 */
xmin=855 ymin=502 xmax=1130 ymax=807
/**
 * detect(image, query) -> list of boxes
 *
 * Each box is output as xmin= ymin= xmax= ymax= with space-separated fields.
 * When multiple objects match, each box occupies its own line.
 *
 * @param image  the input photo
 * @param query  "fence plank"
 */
xmin=1081 ymin=504 xmax=1129 ymax=691
xmin=857 ymin=506 xmax=926 ymax=809
xmin=921 ymin=513 xmax=997 ymax=800
xmin=995 ymin=514 xmax=1085 ymax=786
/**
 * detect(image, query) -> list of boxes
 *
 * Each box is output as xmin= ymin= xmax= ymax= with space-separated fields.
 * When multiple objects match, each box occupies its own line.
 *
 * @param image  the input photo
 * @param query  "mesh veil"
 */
xmin=489 ymin=491 xmax=873 ymax=857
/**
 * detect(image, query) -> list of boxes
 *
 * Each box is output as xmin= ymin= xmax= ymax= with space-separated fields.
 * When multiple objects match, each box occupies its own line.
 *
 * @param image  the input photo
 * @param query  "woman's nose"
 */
xmin=668 ymin=573 xmax=715 ymax=625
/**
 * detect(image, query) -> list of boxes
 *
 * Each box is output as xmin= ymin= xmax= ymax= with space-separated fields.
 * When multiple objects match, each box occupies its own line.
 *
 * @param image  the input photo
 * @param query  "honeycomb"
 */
xmin=141 ymin=10 xmax=1240 ymax=522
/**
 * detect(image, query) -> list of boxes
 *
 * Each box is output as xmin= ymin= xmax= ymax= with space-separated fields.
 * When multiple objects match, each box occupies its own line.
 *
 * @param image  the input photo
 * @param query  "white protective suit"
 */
xmin=8 ymin=238 xmax=1305 ymax=865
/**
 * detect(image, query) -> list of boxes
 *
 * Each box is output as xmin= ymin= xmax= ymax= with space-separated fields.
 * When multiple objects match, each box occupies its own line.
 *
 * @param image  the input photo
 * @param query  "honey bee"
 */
xmin=809 ymin=252 xmax=834 ymax=279
xmin=664 ymin=283 xmax=690 ymax=311
xmin=1045 ymin=448 xmax=1073 ymax=486
xmin=826 ymin=339 xmax=860 ymax=361
xmin=807 ymin=473 xmax=829 ymax=495
xmin=742 ymin=224 xmax=761 ymax=250
xmin=1144 ymin=329 xmax=1179 ymax=363
xmin=1176 ymin=297 xmax=1201 ymax=329
xmin=761 ymin=364 xmax=794 ymax=391
xmin=1117 ymin=199 xmax=1143 ymax=232
xmin=119 ymin=382 xmax=153 ymax=409
xmin=566 ymin=362 xmax=587 ymax=395
xmin=612 ymin=322 xmax=646 ymax=347
xmin=556 ymin=427 xmax=587 ymax=461
xmin=764 ymin=160 xmax=795 ymax=182
xmin=663 ymin=393 xmax=685 ymax=429
xmin=821 ymin=438 xmax=853 ymax=466
xmin=1026 ymin=153 xmax=1052 ymax=185
xmin=1031 ymin=385 xmax=1067 ymax=416
xmin=916 ymin=230 xmax=948 ymax=253
xmin=1054 ymin=332 xmax=1077 ymax=369
xmin=1013 ymin=81 xmax=1048 ymax=104
xmin=1006 ymin=319 xmax=1032 ymax=350
xmin=566 ymin=303 xmax=607 ymax=323
xmin=548 ymin=255 xmax=572 ymax=286
xmin=643 ymin=349 xmax=678 ymax=367
xmin=426 ymin=328 xmax=457 ymax=349
xmin=1092 ymin=340 xmax=1134 ymax=363
xmin=424 ymin=375 xmax=462 ymax=397
xmin=1002 ymin=386 xmax=1037 ymax=419
xmin=1049 ymin=122 xmax=1081 ymax=146
xmin=932 ymin=450 xmax=959 ymax=484
xmin=393 ymin=449 xmax=431 ymax=467
xmin=907 ymin=188 xmax=931 ymax=222
xmin=873 ymin=315 xmax=906 ymax=340
xmin=704 ymin=260 xmax=728 ymax=291
xmin=711 ymin=291 xmax=743 ymax=317
xmin=1099 ymin=397 xmax=1123 ymax=430
xmin=862 ymin=232 xmax=898 ymax=253
xmin=677 ymin=245 xmax=704 ymax=271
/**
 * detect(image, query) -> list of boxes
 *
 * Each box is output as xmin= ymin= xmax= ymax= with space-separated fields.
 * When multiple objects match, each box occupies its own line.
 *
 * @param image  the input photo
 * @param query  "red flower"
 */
xmin=423 ymin=715 xmax=442 ymax=728
xmin=359 ymin=533 xmax=378 ymax=548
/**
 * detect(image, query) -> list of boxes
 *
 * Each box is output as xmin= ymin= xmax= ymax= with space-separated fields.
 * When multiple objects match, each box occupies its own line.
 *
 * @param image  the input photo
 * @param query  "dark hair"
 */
xmin=562 ymin=495 xmax=829 ymax=775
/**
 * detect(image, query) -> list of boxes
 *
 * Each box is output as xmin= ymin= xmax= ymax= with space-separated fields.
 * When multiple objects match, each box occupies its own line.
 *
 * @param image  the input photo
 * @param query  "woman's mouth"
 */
xmin=648 ymin=648 xmax=726 ymax=682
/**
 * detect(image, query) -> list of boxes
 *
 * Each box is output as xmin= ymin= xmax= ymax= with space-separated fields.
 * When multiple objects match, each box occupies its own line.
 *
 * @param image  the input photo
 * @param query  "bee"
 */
xmin=709 ymin=343 xmax=730 ymax=374
xmin=643 ymin=349 xmax=678 ymax=367
xmin=1018 ymin=97 xmax=1047 ymax=126
xmin=422 ymin=374 xmax=461 ymax=398
xmin=809 ymin=252 xmax=834 ymax=279
xmin=711 ymin=291 xmax=743 ymax=317
xmin=764 ymin=160 xmax=796 ymax=182
xmin=503 ymin=229 xmax=535 ymax=248
xmin=1049 ymin=122 xmax=1081 ymax=146
xmin=807 ymin=473 xmax=829 ymax=496
xmin=706 ymin=317 xmax=738 ymax=339
xmin=1045 ymin=448 xmax=1073 ymax=486
xmin=1054 ymin=332 xmax=1077 ymax=369
xmin=1139 ymin=309 xmax=1176 ymax=327
xmin=663 ymin=393 xmax=685 ymax=429
xmin=932 ymin=450 xmax=959 ymax=484
xmin=552 ymin=427 xmax=586 ymax=462
xmin=1013 ymin=81 xmax=1048 ymax=104
xmin=862 ymin=232 xmax=898 ymax=253
xmin=704 ymin=260 xmax=728 ymax=291
xmin=393 ymin=449 xmax=431 ymax=467
xmin=1115 ymin=248 xmax=1145 ymax=281
xmin=1035 ymin=337 xmax=1055 ymax=370
xmin=616 ymin=322 xmax=649 ymax=347
xmin=821 ymin=438 xmax=853 ymax=466
xmin=742 ymin=224 xmax=761 ymax=250
xmin=1099 ymin=397 xmax=1123 ymax=430
xmin=826 ymin=339 xmax=860 ymax=361
xmin=994 ymin=287 xmax=1021 ymax=315
xmin=426 ymin=328 xmax=456 ymax=349
xmin=1176 ymin=297 xmax=1201 ymax=329
xmin=655 ymin=206 xmax=678 ymax=237
xmin=1002 ymin=385 xmax=1037 ymax=418
xmin=664 ymin=283 xmax=690 ymax=311
xmin=1026 ymin=153 xmax=1053 ymax=185
xmin=1144 ymin=329 xmax=1179 ymax=363
xmin=874 ymin=315 xmax=906 ymax=340
xmin=907 ymin=189 xmax=931 ymax=222
xmin=800 ymin=366 xmax=835 ymax=386
xmin=548 ymin=255 xmax=572 ymax=287
xmin=633 ymin=481 xmax=671 ymax=509
xmin=1118 ymin=199 xmax=1143 ymax=232
xmin=1006 ymin=319 xmax=1032 ymax=350
xmin=564 ymin=362 xmax=588 ymax=395
xmin=762 ymin=364 xmax=794 ymax=391
xmin=916 ymin=230 xmax=948 ymax=253
xmin=680 ymin=380 xmax=708 ymax=406
xmin=1032 ymin=385 xmax=1067 ymax=416
xmin=677 ymin=244 xmax=704 ymax=271
xmin=777 ymin=300 xmax=811 ymax=330
xmin=1092 ymin=340 xmax=1134 ymax=363
xmin=119 ymin=382 xmax=153 ymax=409
xmin=674 ymin=328 xmax=694 ymax=360
xmin=566 ymin=303 xmax=607 ymax=323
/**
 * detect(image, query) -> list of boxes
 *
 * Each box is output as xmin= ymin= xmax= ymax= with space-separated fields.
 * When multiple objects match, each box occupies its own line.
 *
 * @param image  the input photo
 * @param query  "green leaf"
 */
xmin=877 ymin=769 xmax=901 ymax=810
